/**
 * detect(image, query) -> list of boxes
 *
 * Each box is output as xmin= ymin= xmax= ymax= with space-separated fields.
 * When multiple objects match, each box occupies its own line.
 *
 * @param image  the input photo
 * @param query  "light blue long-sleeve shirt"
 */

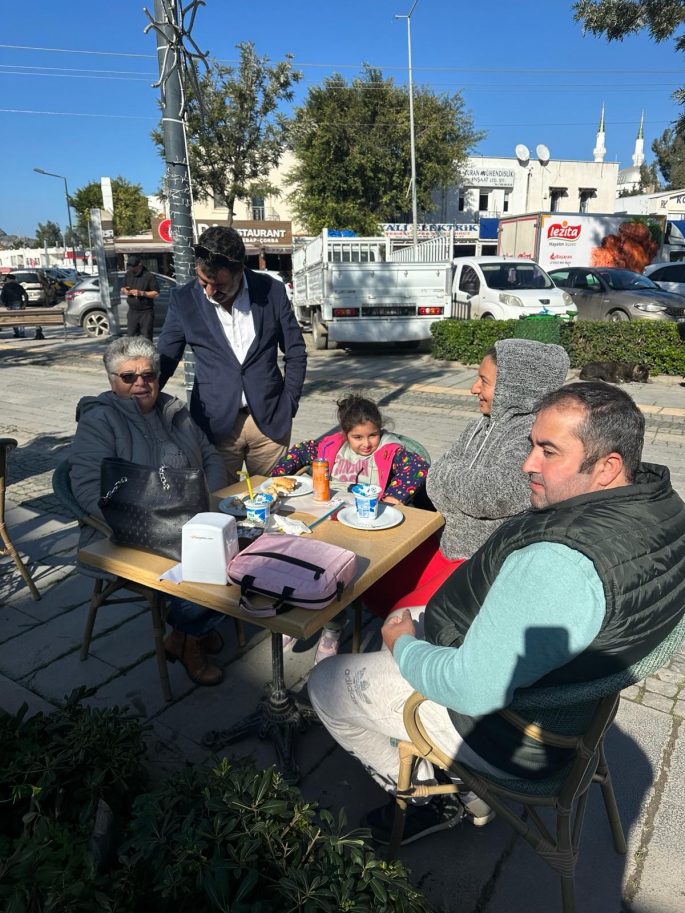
xmin=393 ymin=543 xmax=606 ymax=717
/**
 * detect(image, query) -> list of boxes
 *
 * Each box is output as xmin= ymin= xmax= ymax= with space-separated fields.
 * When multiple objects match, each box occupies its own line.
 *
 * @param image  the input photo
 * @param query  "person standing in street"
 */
xmin=121 ymin=255 xmax=159 ymax=341
xmin=1 ymin=276 xmax=29 ymax=338
xmin=157 ymin=226 xmax=307 ymax=483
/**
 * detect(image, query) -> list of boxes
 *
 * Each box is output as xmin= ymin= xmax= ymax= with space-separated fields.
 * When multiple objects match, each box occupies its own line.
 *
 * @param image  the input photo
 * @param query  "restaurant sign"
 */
xmin=381 ymin=222 xmax=478 ymax=240
xmin=151 ymin=218 xmax=293 ymax=247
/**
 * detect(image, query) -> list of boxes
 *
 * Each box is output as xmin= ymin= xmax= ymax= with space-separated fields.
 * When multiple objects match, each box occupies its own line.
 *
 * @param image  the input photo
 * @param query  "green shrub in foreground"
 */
xmin=432 ymin=318 xmax=685 ymax=375
xmin=1 ymin=695 xmax=434 ymax=913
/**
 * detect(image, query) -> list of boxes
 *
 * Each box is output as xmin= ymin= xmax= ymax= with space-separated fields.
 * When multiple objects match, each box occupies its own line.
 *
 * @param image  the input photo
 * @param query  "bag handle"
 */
xmin=238 ymin=577 xmax=296 ymax=618
xmin=243 ymin=550 xmax=326 ymax=580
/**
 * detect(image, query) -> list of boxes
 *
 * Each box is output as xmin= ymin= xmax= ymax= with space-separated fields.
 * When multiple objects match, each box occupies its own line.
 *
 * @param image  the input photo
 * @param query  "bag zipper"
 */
xmin=228 ymin=576 xmax=342 ymax=605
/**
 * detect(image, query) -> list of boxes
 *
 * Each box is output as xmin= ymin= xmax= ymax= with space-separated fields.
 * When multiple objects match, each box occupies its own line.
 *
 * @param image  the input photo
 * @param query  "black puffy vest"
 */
xmin=425 ymin=464 xmax=685 ymax=778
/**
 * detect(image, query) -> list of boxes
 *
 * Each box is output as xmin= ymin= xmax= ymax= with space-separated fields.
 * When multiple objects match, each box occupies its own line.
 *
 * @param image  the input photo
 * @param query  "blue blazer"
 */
xmin=157 ymin=269 xmax=307 ymax=444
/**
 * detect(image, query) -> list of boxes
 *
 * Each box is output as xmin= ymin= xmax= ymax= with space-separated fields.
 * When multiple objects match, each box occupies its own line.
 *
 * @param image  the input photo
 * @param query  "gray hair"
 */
xmin=535 ymin=382 xmax=645 ymax=483
xmin=103 ymin=336 xmax=160 ymax=377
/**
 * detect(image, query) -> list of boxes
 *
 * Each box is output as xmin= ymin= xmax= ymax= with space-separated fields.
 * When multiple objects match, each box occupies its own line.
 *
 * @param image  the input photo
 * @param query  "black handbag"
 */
xmin=98 ymin=457 xmax=209 ymax=561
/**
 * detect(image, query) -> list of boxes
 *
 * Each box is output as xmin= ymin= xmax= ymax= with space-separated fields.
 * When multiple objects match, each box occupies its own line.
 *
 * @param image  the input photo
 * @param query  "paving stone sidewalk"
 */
xmin=2 ymin=326 xmax=685 ymax=911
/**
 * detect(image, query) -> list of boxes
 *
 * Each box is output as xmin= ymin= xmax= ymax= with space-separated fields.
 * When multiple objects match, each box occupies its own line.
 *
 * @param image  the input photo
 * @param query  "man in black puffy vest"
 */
xmin=308 ymin=382 xmax=685 ymax=845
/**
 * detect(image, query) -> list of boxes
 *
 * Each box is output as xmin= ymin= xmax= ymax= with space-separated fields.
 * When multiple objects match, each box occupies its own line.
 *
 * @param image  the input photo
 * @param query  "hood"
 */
xmin=489 ymin=338 xmax=570 ymax=422
xmin=75 ymin=390 xmax=184 ymax=424
xmin=615 ymin=288 xmax=685 ymax=305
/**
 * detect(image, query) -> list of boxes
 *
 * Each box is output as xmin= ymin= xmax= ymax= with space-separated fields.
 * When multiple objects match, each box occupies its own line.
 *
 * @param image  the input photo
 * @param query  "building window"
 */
xmin=213 ymin=190 xmax=228 ymax=209
xmin=458 ymin=193 xmax=466 ymax=212
xmin=251 ymin=196 xmax=265 ymax=220
xmin=579 ymin=189 xmax=595 ymax=213
xmin=478 ymin=190 xmax=489 ymax=212
xmin=503 ymin=192 xmax=510 ymax=213
xmin=549 ymin=188 xmax=566 ymax=212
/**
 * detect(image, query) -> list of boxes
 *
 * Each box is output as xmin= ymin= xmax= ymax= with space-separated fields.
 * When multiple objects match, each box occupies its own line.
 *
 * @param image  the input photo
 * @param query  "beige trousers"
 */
xmin=215 ymin=412 xmax=291 ymax=485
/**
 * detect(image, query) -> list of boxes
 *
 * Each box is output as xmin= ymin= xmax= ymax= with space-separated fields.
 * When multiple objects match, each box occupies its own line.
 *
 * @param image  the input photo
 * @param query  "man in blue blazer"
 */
xmin=157 ymin=226 xmax=307 ymax=483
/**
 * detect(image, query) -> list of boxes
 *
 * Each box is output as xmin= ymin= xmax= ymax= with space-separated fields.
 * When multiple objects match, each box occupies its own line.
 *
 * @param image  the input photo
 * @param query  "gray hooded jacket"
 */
xmin=426 ymin=339 xmax=570 ymax=560
xmin=70 ymin=391 xmax=227 ymax=556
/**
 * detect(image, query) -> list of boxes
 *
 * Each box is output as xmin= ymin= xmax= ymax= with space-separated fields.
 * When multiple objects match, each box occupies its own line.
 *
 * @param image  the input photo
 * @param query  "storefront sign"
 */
xmin=462 ymin=167 xmax=515 ymax=187
xmin=151 ymin=218 xmax=292 ymax=247
xmin=381 ymin=223 xmax=478 ymax=240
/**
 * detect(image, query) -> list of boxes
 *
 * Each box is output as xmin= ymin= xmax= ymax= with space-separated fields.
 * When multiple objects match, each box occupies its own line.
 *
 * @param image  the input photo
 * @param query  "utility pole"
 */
xmin=147 ymin=0 xmax=202 ymax=397
xmin=395 ymin=0 xmax=420 ymax=255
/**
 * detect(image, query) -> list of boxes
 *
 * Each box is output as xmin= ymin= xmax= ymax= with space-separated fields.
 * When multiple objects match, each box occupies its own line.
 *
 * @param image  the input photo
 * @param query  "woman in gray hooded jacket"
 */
xmin=366 ymin=338 xmax=570 ymax=616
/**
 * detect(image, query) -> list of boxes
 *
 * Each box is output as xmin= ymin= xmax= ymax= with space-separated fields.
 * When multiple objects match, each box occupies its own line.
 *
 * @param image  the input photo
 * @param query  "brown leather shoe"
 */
xmin=164 ymin=629 xmax=223 ymax=686
xmin=202 ymin=629 xmax=224 ymax=655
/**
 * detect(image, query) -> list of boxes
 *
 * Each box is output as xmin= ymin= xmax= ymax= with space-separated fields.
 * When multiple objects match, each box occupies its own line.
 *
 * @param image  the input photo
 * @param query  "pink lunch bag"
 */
xmin=227 ymin=533 xmax=357 ymax=617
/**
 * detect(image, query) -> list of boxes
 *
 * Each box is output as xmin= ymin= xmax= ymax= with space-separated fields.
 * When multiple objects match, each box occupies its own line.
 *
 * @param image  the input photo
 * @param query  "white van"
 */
xmin=452 ymin=256 xmax=576 ymax=320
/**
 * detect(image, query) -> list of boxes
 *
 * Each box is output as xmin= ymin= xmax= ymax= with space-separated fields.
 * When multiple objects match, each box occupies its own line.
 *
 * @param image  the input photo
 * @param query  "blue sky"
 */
xmin=0 ymin=0 xmax=682 ymax=237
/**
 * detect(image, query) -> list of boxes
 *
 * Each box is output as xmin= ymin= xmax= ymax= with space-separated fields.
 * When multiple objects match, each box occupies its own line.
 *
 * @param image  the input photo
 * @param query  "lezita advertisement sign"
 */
xmin=538 ymin=214 xmax=663 ymax=271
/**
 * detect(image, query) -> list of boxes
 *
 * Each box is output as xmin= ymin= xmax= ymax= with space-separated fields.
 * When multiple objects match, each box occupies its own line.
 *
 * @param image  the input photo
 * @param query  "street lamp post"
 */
xmin=33 ymin=168 xmax=78 ymax=272
xmin=395 ymin=0 xmax=420 ymax=255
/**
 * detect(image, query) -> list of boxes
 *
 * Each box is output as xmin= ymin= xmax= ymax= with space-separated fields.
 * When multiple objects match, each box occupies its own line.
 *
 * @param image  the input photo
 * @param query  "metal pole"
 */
xmin=151 ymin=0 xmax=196 ymax=399
xmin=63 ymin=176 xmax=78 ymax=272
xmin=395 ymin=1 xmax=420 ymax=255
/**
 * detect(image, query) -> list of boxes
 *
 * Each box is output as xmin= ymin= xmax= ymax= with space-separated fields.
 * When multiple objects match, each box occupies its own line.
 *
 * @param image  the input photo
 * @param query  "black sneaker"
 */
xmin=365 ymin=794 xmax=463 ymax=846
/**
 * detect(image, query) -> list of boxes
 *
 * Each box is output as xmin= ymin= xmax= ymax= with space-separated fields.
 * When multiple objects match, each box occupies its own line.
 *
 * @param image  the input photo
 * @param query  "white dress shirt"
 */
xmin=205 ymin=273 xmax=255 ymax=408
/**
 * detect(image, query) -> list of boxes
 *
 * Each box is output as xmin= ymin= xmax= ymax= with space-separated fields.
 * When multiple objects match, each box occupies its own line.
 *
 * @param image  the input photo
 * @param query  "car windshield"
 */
xmin=481 ymin=262 xmax=553 ymax=290
xmin=596 ymin=269 xmax=659 ymax=291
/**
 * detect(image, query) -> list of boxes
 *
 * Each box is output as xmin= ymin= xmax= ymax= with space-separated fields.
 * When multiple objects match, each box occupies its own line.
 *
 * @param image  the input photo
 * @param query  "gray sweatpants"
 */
xmin=308 ymin=606 xmax=511 ymax=794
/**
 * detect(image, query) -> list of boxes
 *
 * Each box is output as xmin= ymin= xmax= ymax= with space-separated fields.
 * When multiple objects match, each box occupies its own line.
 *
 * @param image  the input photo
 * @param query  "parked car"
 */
xmin=8 ymin=269 xmax=57 ymax=306
xmin=548 ymin=266 xmax=685 ymax=323
xmin=644 ymin=261 xmax=685 ymax=297
xmin=64 ymin=271 xmax=176 ymax=336
xmin=452 ymin=257 xmax=576 ymax=321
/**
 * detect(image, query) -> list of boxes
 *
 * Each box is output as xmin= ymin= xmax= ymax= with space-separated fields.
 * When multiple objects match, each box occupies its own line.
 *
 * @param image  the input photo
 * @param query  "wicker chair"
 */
xmin=52 ymin=460 xmax=245 ymax=702
xmin=0 ymin=438 xmax=40 ymax=601
xmin=387 ymin=613 xmax=685 ymax=913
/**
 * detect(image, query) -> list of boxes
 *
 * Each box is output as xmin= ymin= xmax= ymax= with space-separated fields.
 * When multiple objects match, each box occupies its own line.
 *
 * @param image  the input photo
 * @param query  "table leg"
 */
xmin=352 ymin=598 xmax=363 ymax=653
xmin=149 ymin=592 xmax=172 ymax=703
xmin=202 ymin=631 xmax=318 ymax=782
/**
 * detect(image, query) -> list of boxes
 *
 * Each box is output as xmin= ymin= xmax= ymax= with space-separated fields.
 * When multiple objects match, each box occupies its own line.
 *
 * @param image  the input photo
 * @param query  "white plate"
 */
xmin=258 ymin=475 xmax=314 ymax=497
xmin=218 ymin=494 xmax=248 ymax=517
xmin=337 ymin=504 xmax=404 ymax=531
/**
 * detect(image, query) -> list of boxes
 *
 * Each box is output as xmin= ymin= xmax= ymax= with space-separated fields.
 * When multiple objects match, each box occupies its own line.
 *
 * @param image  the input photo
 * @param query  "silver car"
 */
xmin=548 ymin=267 xmax=685 ymax=322
xmin=644 ymin=261 xmax=685 ymax=297
xmin=64 ymin=271 xmax=176 ymax=337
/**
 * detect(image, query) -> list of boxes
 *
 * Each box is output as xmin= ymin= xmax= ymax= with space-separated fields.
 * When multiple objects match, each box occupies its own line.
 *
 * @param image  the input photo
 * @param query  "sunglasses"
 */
xmin=194 ymin=245 xmax=244 ymax=271
xmin=113 ymin=371 xmax=158 ymax=385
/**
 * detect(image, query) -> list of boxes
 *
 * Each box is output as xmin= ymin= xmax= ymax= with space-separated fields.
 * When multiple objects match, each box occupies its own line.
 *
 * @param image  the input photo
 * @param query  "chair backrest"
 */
xmin=396 ymin=434 xmax=431 ymax=466
xmin=52 ymin=459 xmax=87 ymax=522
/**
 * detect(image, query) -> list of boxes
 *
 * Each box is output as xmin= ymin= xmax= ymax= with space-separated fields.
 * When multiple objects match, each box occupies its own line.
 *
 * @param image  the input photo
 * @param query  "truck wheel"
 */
xmin=606 ymin=310 xmax=629 ymax=323
xmin=312 ymin=312 xmax=329 ymax=350
xmin=394 ymin=340 xmax=420 ymax=349
xmin=83 ymin=310 xmax=110 ymax=337
xmin=481 ymin=313 xmax=495 ymax=320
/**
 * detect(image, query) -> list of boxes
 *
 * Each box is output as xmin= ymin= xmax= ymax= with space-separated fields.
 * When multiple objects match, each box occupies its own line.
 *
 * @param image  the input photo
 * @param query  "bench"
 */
xmin=0 ymin=307 xmax=67 ymax=341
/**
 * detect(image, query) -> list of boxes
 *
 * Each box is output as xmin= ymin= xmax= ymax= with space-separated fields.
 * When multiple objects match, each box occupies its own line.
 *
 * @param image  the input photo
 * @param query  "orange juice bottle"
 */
xmin=312 ymin=459 xmax=330 ymax=502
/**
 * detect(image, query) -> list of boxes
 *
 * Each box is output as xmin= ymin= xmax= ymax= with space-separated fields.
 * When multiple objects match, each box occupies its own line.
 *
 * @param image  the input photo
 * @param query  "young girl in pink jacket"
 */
xmin=271 ymin=393 xmax=429 ymax=659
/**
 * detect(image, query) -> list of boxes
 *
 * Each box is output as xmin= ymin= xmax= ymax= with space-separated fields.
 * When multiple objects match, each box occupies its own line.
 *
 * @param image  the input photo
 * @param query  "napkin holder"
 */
xmin=182 ymin=513 xmax=238 ymax=585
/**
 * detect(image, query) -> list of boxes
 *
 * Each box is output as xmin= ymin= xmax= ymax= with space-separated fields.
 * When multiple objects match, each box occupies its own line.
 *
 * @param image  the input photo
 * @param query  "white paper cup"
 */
xmin=351 ymin=484 xmax=382 ymax=520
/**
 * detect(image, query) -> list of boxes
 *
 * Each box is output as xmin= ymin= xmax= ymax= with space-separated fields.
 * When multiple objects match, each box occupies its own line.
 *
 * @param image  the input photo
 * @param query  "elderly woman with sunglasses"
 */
xmin=69 ymin=336 xmax=229 ymax=686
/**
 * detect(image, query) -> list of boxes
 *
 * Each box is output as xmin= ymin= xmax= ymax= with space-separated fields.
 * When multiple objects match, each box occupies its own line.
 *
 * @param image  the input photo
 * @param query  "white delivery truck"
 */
xmin=498 ymin=212 xmax=666 ymax=274
xmin=292 ymin=229 xmax=455 ymax=348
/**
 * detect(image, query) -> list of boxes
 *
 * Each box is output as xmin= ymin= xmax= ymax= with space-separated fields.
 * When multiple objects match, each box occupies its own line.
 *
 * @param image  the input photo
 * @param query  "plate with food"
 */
xmin=258 ymin=475 xmax=313 ymax=498
xmin=218 ymin=494 xmax=249 ymax=517
xmin=336 ymin=504 xmax=404 ymax=531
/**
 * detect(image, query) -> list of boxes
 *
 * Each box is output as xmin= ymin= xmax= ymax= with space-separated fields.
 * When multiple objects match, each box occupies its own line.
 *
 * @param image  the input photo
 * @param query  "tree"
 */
xmin=69 ymin=177 xmax=154 ymax=238
xmin=617 ymin=162 xmax=661 ymax=196
xmin=63 ymin=226 xmax=83 ymax=248
xmin=152 ymin=42 xmax=302 ymax=224
xmin=651 ymin=128 xmax=685 ymax=188
xmin=573 ymin=2 xmax=685 ymax=128
xmin=35 ymin=220 xmax=62 ymax=247
xmin=286 ymin=66 xmax=483 ymax=235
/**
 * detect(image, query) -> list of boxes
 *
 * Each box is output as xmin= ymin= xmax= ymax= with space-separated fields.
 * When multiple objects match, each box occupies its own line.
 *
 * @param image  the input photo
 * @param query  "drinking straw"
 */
xmin=238 ymin=470 xmax=254 ymax=500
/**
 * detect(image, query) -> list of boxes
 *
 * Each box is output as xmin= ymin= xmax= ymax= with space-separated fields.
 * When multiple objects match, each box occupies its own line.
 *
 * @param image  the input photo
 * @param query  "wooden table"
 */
xmin=78 ymin=476 xmax=443 ymax=779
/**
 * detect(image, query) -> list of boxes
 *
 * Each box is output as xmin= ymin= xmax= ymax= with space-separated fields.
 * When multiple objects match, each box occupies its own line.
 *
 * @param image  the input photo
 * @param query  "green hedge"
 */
xmin=431 ymin=318 xmax=685 ymax=375
xmin=1 ymin=693 xmax=434 ymax=913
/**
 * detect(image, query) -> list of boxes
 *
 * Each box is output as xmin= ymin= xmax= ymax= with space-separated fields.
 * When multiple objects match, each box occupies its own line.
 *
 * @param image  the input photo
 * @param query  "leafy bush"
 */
xmin=432 ymin=318 xmax=685 ymax=375
xmin=1 ymin=697 xmax=434 ymax=913
xmin=431 ymin=318 xmax=516 ymax=363
xmin=513 ymin=316 xmax=564 ymax=345
xmin=560 ymin=320 xmax=685 ymax=375
xmin=112 ymin=757 xmax=434 ymax=913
